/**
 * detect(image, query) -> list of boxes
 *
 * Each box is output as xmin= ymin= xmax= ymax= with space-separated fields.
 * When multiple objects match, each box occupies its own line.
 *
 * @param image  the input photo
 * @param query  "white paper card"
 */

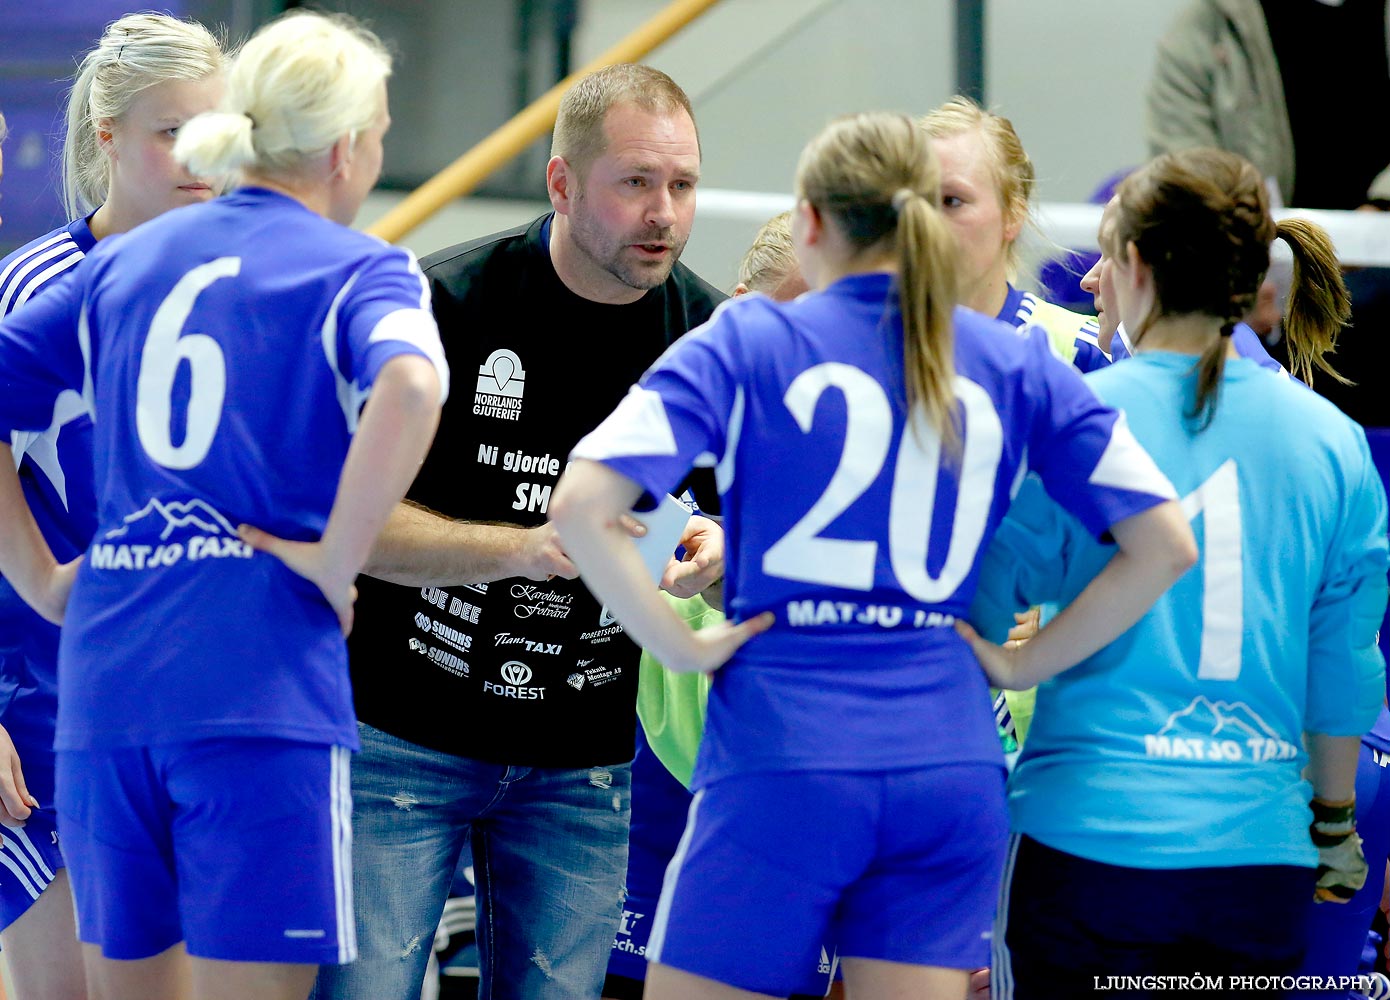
xmin=632 ymin=494 xmax=692 ymax=584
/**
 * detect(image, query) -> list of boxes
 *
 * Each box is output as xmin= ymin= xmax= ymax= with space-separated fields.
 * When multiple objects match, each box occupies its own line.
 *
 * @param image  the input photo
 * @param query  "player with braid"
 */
xmin=967 ymin=147 xmax=1386 ymax=997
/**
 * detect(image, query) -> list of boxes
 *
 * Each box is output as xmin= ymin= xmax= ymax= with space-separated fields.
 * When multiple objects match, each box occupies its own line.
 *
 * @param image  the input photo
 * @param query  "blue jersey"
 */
xmin=997 ymin=285 xmax=1109 ymax=373
xmin=971 ymin=353 xmax=1388 ymax=869
xmin=0 ymin=187 xmax=448 ymax=751
xmin=0 ymin=217 xmax=98 ymax=746
xmin=573 ymin=272 xmax=1176 ymax=786
xmin=1112 ymin=320 xmax=1285 ymax=375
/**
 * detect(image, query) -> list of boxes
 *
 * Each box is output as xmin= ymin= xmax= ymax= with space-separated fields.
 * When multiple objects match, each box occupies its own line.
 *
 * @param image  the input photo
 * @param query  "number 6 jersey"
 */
xmin=572 ymin=271 xmax=1176 ymax=786
xmin=0 ymin=187 xmax=449 ymax=752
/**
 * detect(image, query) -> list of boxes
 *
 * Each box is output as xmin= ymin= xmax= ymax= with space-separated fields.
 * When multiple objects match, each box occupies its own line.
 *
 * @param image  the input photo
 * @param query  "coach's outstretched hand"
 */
xmin=237 ymin=526 xmax=358 ymax=636
xmin=662 ymin=515 xmax=725 ymax=599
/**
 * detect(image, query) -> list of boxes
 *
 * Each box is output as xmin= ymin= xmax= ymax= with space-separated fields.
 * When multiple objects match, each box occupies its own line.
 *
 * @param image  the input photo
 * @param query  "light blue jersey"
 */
xmin=574 ymin=273 xmax=1176 ymax=787
xmin=971 ymin=353 xmax=1388 ymax=869
xmin=1112 ymin=320 xmax=1285 ymax=375
xmin=0 ymin=187 xmax=448 ymax=752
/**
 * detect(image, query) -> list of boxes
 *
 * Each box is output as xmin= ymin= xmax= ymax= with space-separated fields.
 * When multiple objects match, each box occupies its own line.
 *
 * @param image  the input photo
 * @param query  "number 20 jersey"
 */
xmin=0 ymin=188 xmax=448 ymax=752
xmin=573 ymin=272 xmax=1176 ymax=786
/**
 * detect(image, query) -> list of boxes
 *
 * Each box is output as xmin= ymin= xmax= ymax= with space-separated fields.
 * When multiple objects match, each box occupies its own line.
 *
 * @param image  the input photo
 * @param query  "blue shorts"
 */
xmin=55 ymin=738 xmax=354 ymax=963
xmin=0 ymin=644 xmax=64 ymax=933
xmin=609 ymin=730 xmax=839 ymax=995
xmin=0 ymin=807 xmax=62 ymax=933
xmin=650 ymin=764 xmax=1006 ymax=995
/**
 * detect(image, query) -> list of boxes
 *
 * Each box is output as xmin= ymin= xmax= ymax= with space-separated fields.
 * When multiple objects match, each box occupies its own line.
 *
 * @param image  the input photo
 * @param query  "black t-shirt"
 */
xmin=348 ymin=215 xmax=724 ymax=767
xmin=1261 ymin=0 xmax=1390 ymax=208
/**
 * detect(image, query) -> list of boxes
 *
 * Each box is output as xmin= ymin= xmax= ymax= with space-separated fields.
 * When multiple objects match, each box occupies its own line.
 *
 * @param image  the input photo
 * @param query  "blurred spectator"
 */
xmin=1147 ymin=0 xmax=1390 ymax=425
xmin=1147 ymin=0 xmax=1390 ymax=211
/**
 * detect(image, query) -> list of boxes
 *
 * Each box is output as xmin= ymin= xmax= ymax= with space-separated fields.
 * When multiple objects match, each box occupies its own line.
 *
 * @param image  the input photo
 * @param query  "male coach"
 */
xmin=311 ymin=64 xmax=725 ymax=1000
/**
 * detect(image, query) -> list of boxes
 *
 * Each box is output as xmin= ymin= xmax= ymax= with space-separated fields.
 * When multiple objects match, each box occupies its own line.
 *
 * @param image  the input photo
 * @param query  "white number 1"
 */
xmin=1179 ymin=458 xmax=1243 ymax=680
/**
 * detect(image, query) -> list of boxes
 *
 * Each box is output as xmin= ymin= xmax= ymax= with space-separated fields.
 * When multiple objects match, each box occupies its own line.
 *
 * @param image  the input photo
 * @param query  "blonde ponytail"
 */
xmin=174 ymin=10 xmax=391 ymax=181
xmin=1276 ymin=218 xmax=1352 ymax=387
xmin=896 ymin=190 xmax=960 ymax=449
xmin=174 ymin=111 xmax=255 ymax=178
xmin=796 ymin=113 xmax=962 ymax=449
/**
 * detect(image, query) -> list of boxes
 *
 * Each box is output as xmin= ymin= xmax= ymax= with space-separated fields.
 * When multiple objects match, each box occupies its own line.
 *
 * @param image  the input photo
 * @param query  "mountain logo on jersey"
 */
xmin=1145 ymin=696 xmax=1298 ymax=764
xmin=567 ymin=672 xmax=585 ymax=690
xmin=474 ymin=348 xmax=526 ymax=421
xmin=599 ymin=606 xmax=617 ymax=627
xmin=1158 ymin=696 xmax=1278 ymax=741
xmin=104 ymin=497 xmax=235 ymax=540
xmin=90 ymin=496 xmax=251 ymax=572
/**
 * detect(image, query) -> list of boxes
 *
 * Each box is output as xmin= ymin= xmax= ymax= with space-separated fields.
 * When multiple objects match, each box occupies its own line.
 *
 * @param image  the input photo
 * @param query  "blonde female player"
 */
xmin=551 ymin=111 xmax=1194 ymax=1000
xmin=920 ymin=96 xmax=1106 ymax=372
xmin=0 ymin=11 xmax=446 ymax=1000
xmin=0 ymin=15 xmax=224 ymax=999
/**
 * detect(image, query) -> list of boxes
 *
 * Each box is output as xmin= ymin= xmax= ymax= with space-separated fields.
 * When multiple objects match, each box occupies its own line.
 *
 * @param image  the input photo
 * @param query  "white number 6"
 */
xmin=136 ymin=257 xmax=239 ymax=469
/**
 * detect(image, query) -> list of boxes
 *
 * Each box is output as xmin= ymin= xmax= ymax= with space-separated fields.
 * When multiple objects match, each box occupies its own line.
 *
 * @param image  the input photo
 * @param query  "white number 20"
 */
xmin=135 ymin=257 xmax=239 ymax=469
xmin=761 ymin=362 xmax=1002 ymax=602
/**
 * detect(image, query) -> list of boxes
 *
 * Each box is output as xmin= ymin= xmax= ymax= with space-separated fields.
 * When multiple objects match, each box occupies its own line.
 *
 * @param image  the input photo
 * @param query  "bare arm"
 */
xmin=1306 ymin=732 xmax=1363 ymax=805
xmin=0 ymin=442 xmax=76 ymax=625
xmin=958 ymin=499 xmax=1197 ymax=690
xmin=363 ymin=501 xmax=576 ymax=587
xmin=550 ymin=460 xmax=771 ymax=674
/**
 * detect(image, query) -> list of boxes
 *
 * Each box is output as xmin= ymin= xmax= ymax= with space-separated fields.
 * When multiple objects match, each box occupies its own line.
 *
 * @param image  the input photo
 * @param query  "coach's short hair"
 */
xmin=551 ymin=64 xmax=698 ymax=177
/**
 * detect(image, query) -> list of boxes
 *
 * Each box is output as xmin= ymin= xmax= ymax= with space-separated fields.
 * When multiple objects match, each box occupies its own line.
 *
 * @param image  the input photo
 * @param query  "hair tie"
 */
xmin=891 ymin=188 xmax=916 ymax=214
xmin=1219 ymin=321 xmax=1236 ymax=338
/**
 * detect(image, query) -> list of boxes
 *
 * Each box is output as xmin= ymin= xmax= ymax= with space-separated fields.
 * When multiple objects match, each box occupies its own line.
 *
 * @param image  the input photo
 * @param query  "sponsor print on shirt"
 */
xmin=408 ymin=636 xmax=470 ymax=677
xmin=474 ymin=348 xmax=526 ymax=421
xmin=90 ymin=497 xmax=251 ymax=570
xmin=483 ymin=660 xmax=546 ymax=700
xmin=1144 ymin=696 xmax=1299 ymax=763
xmin=580 ymin=607 xmax=625 ymax=643
xmin=566 ymin=657 xmax=623 ymax=691
xmin=510 ymin=583 xmax=573 ymax=620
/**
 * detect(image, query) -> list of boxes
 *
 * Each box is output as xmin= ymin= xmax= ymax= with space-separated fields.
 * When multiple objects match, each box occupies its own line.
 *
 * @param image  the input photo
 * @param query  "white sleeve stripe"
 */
xmin=571 ymin=386 xmax=679 ymax=461
xmin=715 ymin=385 xmax=744 ymax=492
xmin=320 ymin=272 xmax=366 ymax=432
xmin=0 ymin=234 xmax=72 ymax=302
xmin=367 ymin=309 xmax=449 ymax=404
xmin=0 ymin=239 xmax=82 ymax=316
xmin=1087 ymin=412 xmax=1178 ymax=500
xmin=13 ymin=254 xmax=82 ymax=311
xmin=401 ymin=248 xmax=430 ymax=311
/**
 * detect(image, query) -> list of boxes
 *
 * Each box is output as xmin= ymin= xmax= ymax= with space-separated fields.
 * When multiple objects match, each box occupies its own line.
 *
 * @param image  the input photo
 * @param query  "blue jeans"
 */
xmin=311 ymin=722 xmax=631 ymax=1000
